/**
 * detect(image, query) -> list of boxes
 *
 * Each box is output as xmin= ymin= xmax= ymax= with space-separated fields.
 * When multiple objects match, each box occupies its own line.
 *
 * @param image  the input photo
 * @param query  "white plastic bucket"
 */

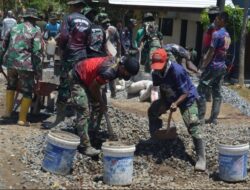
xmin=46 ymin=38 xmax=57 ymax=56
xmin=102 ymin=141 xmax=136 ymax=185
xmin=42 ymin=131 xmax=80 ymax=175
xmin=217 ymin=143 xmax=249 ymax=182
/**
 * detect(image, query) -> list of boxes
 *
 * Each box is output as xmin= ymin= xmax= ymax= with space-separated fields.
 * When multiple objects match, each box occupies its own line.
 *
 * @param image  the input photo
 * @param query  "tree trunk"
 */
xmin=217 ymin=0 xmax=226 ymax=11
xmin=239 ymin=0 xmax=250 ymax=86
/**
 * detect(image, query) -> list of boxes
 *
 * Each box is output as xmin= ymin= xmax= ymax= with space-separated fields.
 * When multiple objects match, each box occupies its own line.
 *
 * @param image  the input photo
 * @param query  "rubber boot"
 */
xmin=206 ymin=99 xmax=222 ymax=125
xmin=193 ymin=138 xmax=206 ymax=171
xmin=17 ymin=97 xmax=32 ymax=126
xmin=77 ymin=127 xmax=100 ymax=156
xmin=43 ymin=102 xmax=66 ymax=129
xmin=2 ymin=90 xmax=15 ymax=118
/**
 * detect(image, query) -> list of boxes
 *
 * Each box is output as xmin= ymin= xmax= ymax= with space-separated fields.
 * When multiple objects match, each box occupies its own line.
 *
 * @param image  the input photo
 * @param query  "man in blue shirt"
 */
xmin=197 ymin=12 xmax=231 ymax=125
xmin=44 ymin=14 xmax=60 ymax=39
xmin=148 ymin=48 xmax=206 ymax=171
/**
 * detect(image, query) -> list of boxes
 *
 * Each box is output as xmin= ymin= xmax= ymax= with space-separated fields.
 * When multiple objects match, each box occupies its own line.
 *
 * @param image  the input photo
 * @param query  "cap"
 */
xmin=67 ymin=0 xmax=85 ymax=5
xmin=121 ymin=56 xmax=139 ymax=75
xmin=151 ymin=48 xmax=168 ymax=70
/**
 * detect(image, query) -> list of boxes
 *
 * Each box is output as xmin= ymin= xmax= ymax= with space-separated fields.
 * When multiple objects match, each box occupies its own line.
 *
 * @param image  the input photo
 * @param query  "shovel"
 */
xmin=153 ymin=111 xmax=177 ymax=140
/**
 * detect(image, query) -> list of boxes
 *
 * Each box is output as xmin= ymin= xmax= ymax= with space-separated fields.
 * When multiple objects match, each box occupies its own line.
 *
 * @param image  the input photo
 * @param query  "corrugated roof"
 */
xmin=108 ymin=0 xmax=234 ymax=8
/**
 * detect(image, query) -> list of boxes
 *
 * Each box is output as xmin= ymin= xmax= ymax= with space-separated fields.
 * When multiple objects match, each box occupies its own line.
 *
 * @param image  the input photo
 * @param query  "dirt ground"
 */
xmin=0 ymin=76 xmax=250 ymax=189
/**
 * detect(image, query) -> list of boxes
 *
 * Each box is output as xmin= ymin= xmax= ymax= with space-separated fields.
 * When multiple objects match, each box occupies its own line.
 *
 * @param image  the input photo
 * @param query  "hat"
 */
xmin=121 ymin=56 xmax=139 ymax=75
xmin=67 ymin=0 xmax=85 ymax=5
xmin=151 ymin=48 xmax=168 ymax=70
xmin=22 ymin=8 xmax=40 ymax=20
xmin=143 ymin=12 xmax=154 ymax=22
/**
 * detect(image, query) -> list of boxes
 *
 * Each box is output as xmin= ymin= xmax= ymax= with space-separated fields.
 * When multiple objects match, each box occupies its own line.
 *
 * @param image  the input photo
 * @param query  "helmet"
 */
xmin=121 ymin=56 xmax=139 ymax=76
xmin=67 ymin=0 xmax=85 ymax=5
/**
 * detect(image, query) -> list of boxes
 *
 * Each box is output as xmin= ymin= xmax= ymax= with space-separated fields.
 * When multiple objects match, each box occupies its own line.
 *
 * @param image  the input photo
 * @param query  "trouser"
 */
xmin=57 ymin=60 xmax=76 ymax=103
xmin=197 ymin=67 xmax=226 ymax=120
xmin=69 ymin=76 xmax=91 ymax=146
xmin=148 ymin=99 xmax=202 ymax=139
xmin=7 ymin=69 xmax=34 ymax=98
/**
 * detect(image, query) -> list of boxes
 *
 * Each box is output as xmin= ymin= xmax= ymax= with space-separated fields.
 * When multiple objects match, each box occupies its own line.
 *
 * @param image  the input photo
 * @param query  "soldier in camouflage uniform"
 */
xmin=45 ymin=0 xmax=91 ymax=129
xmin=137 ymin=13 xmax=163 ymax=73
xmin=0 ymin=8 xmax=43 ymax=126
xmin=70 ymin=55 xmax=139 ymax=156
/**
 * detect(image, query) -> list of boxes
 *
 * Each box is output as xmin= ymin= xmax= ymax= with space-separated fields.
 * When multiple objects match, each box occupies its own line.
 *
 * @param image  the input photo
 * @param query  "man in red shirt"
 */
xmin=71 ymin=55 xmax=139 ymax=156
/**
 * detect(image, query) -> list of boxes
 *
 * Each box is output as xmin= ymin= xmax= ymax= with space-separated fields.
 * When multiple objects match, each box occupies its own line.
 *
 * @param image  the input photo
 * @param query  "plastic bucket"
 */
xmin=102 ymin=141 xmax=136 ymax=185
xmin=217 ymin=143 xmax=249 ymax=182
xmin=42 ymin=131 xmax=80 ymax=175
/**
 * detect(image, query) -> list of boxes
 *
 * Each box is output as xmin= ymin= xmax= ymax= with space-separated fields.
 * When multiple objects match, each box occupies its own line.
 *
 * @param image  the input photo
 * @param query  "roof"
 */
xmin=108 ymin=0 xmax=234 ymax=8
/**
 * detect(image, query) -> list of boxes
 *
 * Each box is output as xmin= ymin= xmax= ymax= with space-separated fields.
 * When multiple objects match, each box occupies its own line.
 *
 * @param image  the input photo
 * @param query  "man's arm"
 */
xmin=201 ymin=47 xmax=214 ymax=69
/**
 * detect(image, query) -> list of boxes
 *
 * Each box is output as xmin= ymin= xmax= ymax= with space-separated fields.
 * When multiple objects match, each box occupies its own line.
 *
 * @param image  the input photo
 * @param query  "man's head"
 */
xmin=143 ymin=12 xmax=154 ymax=23
xmin=151 ymin=48 xmax=168 ymax=71
xmin=118 ymin=56 xmax=139 ymax=80
xmin=22 ymin=8 xmax=40 ymax=23
xmin=214 ymin=12 xmax=229 ymax=29
xmin=67 ymin=0 xmax=85 ymax=13
xmin=208 ymin=6 xmax=220 ymax=23
xmin=83 ymin=7 xmax=96 ymax=22
xmin=49 ymin=14 xmax=57 ymax=24
xmin=7 ymin=10 xmax=14 ymax=18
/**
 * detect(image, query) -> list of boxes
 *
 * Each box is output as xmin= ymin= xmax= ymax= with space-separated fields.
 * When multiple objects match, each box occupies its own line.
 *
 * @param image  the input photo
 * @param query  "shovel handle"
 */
xmin=167 ymin=111 xmax=173 ymax=129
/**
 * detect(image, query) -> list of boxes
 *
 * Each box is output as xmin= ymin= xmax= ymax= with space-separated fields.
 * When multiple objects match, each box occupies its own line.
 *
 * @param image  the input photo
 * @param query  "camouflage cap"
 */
xmin=22 ymin=8 xmax=40 ymax=20
xmin=67 ymin=0 xmax=85 ymax=5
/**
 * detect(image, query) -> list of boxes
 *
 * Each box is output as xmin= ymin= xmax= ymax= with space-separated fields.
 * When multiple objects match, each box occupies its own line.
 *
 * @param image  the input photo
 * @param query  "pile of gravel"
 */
xmin=20 ymin=106 xmax=250 ymax=189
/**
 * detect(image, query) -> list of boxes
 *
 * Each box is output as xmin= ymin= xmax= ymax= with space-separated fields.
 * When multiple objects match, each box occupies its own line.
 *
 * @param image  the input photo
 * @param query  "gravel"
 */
xmin=20 ymin=103 xmax=250 ymax=189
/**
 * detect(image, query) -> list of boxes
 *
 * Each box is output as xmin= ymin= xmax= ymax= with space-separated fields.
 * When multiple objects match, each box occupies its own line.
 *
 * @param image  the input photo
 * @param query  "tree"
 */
xmin=239 ymin=0 xmax=250 ymax=86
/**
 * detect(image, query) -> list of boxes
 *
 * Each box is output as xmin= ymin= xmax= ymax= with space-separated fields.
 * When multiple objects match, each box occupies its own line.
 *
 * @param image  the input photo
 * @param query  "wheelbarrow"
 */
xmin=13 ymin=81 xmax=58 ymax=114
xmin=31 ymin=81 xmax=58 ymax=114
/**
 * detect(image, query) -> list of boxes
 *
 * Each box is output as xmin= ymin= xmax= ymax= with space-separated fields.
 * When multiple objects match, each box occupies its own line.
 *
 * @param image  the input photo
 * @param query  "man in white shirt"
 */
xmin=1 ymin=10 xmax=17 ymax=40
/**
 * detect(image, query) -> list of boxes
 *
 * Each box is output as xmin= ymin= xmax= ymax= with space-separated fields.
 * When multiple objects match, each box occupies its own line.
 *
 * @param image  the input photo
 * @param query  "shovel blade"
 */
xmin=153 ymin=127 xmax=177 ymax=140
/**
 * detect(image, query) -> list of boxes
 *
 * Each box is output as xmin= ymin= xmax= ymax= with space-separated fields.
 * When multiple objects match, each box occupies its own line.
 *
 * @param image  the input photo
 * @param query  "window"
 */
xmin=159 ymin=18 xmax=173 ymax=36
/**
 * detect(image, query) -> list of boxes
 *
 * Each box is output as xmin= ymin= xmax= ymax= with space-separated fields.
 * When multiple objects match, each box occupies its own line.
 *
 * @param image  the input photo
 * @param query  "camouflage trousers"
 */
xmin=197 ymin=67 xmax=227 ymax=120
xmin=148 ymin=99 xmax=202 ymax=139
xmin=57 ymin=60 xmax=76 ymax=104
xmin=69 ymin=80 xmax=91 ymax=146
xmin=7 ymin=68 xmax=34 ymax=98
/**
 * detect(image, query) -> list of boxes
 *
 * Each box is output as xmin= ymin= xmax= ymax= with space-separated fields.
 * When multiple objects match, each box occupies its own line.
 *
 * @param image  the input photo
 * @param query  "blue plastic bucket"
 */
xmin=102 ymin=141 xmax=136 ymax=185
xmin=218 ymin=143 xmax=249 ymax=182
xmin=42 ymin=131 xmax=80 ymax=175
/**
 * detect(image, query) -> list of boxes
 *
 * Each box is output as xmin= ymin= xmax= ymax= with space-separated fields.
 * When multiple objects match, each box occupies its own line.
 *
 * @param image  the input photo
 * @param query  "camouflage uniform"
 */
xmin=0 ymin=22 xmax=43 ymax=98
xmin=141 ymin=21 xmax=163 ymax=73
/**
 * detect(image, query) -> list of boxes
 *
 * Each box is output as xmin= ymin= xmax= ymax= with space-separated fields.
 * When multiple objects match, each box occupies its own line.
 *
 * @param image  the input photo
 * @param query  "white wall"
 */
xmin=159 ymin=11 xmax=200 ymax=47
